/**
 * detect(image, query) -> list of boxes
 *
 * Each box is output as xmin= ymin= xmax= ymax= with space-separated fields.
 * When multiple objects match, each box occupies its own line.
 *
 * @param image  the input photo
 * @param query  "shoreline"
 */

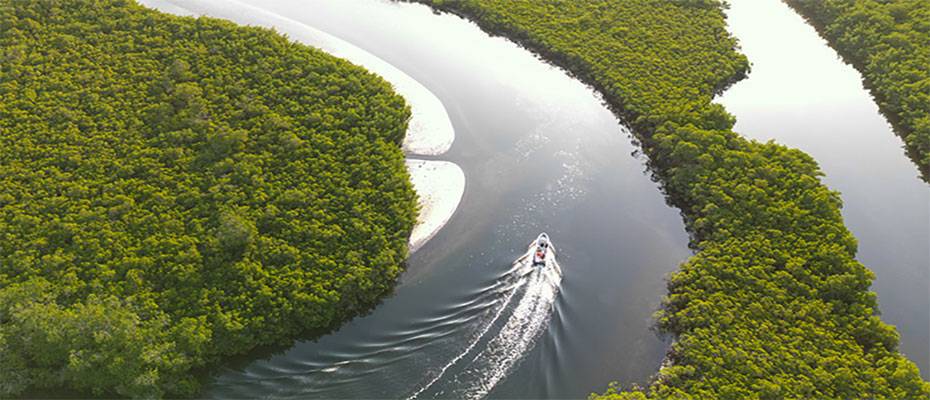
xmin=139 ymin=0 xmax=465 ymax=253
xmin=405 ymin=159 xmax=466 ymax=253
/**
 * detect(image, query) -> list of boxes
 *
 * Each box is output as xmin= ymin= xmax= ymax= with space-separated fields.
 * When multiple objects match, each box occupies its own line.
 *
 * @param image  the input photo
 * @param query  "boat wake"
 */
xmin=208 ymin=253 xmax=562 ymax=399
xmin=408 ymin=259 xmax=563 ymax=399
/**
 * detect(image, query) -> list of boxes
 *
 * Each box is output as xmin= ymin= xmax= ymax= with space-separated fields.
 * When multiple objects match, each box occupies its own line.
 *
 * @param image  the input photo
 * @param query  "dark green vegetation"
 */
xmin=0 ymin=0 xmax=417 ymax=397
xmin=786 ymin=0 xmax=930 ymax=182
xmin=413 ymin=0 xmax=929 ymax=398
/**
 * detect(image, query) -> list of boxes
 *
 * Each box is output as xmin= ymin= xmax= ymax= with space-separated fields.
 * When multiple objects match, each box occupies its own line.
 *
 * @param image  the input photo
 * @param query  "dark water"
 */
xmin=150 ymin=0 xmax=692 ymax=398
xmin=718 ymin=0 xmax=930 ymax=379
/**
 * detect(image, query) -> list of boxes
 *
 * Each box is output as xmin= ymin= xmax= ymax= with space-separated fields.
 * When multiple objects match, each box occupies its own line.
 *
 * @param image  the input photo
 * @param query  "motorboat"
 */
xmin=529 ymin=232 xmax=554 ymax=266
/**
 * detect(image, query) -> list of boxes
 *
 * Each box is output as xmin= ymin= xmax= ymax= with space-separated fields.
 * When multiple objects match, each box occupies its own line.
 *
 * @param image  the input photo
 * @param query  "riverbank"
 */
xmin=409 ymin=0 xmax=929 ymax=398
xmin=140 ymin=0 xmax=454 ymax=156
xmin=785 ymin=0 xmax=930 ymax=183
xmin=405 ymin=159 xmax=466 ymax=253
xmin=140 ymin=0 xmax=465 ymax=254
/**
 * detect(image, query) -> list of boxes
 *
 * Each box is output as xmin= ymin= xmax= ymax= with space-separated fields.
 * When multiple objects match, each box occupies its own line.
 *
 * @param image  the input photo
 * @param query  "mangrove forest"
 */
xmin=1 ymin=0 xmax=927 ymax=398
xmin=0 ymin=0 xmax=416 ymax=396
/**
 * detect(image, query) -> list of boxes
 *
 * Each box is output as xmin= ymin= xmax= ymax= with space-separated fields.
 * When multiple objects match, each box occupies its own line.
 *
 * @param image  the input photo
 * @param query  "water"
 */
xmin=718 ymin=0 xmax=930 ymax=378
xmin=409 ymin=258 xmax=563 ymax=400
xmin=143 ymin=0 xmax=930 ymax=396
xmin=142 ymin=0 xmax=692 ymax=398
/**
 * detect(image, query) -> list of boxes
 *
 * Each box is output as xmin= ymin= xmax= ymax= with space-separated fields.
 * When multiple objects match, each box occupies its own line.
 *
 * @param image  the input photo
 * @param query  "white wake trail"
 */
xmin=410 ymin=261 xmax=563 ymax=399
xmin=405 ymin=263 xmax=530 ymax=400
xmin=447 ymin=261 xmax=563 ymax=399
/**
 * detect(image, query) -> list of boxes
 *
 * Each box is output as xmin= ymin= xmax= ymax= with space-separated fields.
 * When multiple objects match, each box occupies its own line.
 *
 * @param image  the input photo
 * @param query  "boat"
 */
xmin=529 ymin=232 xmax=554 ymax=266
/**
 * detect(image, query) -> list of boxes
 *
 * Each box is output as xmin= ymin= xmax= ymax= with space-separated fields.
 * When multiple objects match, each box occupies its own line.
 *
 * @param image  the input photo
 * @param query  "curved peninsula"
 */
xmin=141 ymin=0 xmax=466 ymax=253
xmin=0 ymin=0 xmax=420 ymax=397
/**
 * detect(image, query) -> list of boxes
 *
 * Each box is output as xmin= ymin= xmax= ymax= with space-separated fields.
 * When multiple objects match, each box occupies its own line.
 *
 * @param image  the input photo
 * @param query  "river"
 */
xmin=718 ymin=0 xmax=929 ymax=379
xmin=144 ymin=0 xmax=692 ymax=398
xmin=144 ymin=0 xmax=929 ymax=397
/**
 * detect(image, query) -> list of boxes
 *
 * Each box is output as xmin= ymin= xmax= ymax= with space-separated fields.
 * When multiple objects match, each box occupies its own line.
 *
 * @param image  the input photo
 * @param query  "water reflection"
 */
xmin=142 ymin=0 xmax=692 ymax=398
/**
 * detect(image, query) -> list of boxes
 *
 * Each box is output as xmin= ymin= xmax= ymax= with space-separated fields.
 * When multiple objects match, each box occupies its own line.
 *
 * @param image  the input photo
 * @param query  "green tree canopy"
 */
xmin=0 ymin=0 xmax=417 ymax=396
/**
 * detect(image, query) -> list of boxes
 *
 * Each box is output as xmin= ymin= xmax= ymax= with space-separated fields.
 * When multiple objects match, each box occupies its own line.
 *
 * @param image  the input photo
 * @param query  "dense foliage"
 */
xmin=413 ymin=0 xmax=930 ymax=398
xmin=0 ymin=0 xmax=417 ymax=397
xmin=786 ymin=0 xmax=930 ymax=182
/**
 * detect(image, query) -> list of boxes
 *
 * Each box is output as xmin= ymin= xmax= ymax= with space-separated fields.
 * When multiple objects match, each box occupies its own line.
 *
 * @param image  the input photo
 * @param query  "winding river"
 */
xmin=145 ymin=0 xmax=928 ymax=397
xmin=145 ymin=0 xmax=691 ymax=397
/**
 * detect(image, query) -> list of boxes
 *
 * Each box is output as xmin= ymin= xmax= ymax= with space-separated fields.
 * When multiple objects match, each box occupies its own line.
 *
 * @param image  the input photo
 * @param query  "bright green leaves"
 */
xmin=0 ymin=279 xmax=207 ymax=398
xmin=206 ymin=128 xmax=248 ymax=160
xmin=216 ymin=209 xmax=256 ymax=259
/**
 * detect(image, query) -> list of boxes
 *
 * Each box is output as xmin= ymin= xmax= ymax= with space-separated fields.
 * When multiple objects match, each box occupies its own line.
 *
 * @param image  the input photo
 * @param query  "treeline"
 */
xmin=0 ymin=0 xmax=416 ymax=397
xmin=411 ymin=0 xmax=930 ymax=398
xmin=785 ymin=0 xmax=930 ymax=182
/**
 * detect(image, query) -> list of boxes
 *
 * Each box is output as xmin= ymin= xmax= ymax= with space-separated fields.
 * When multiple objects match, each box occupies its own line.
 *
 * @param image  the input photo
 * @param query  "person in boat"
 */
xmin=535 ymin=236 xmax=548 ymax=263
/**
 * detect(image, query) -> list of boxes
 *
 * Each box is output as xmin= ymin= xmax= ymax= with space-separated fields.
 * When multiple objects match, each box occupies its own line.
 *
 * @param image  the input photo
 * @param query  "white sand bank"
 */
xmin=405 ymin=160 xmax=466 ymax=253
xmin=141 ymin=0 xmax=466 ymax=253
xmin=139 ymin=0 xmax=454 ymax=156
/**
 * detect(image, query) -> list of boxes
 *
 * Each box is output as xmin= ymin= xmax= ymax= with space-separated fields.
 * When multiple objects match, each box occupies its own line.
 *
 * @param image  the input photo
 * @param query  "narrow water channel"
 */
xmin=718 ymin=0 xmax=930 ymax=378
xmin=144 ymin=0 xmax=692 ymax=398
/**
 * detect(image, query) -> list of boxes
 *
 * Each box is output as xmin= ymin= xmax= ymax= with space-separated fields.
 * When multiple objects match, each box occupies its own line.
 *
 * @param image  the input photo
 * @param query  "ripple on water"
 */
xmin=207 ymin=256 xmax=562 ymax=399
